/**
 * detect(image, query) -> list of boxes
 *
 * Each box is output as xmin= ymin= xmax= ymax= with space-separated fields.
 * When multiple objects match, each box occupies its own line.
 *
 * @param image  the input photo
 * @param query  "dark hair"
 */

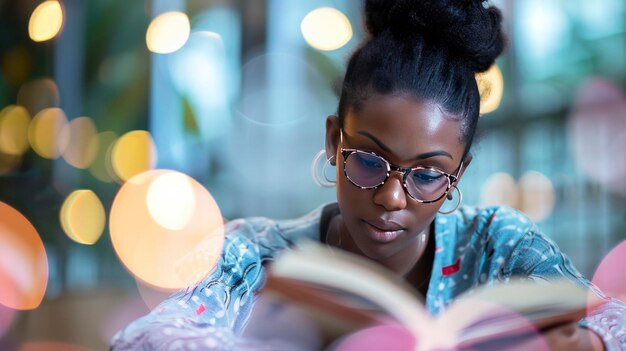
xmin=337 ymin=0 xmax=506 ymax=158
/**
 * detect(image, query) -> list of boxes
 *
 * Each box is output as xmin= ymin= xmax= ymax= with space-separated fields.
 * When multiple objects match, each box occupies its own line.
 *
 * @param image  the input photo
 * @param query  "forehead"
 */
xmin=344 ymin=94 xmax=466 ymax=161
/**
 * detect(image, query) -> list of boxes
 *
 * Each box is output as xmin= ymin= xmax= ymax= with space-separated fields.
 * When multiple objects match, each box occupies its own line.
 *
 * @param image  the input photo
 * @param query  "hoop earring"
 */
xmin=438 ymin=185 xmax=462 ymax=215
xmin=311 ymin=150 xmax=336 ymax=187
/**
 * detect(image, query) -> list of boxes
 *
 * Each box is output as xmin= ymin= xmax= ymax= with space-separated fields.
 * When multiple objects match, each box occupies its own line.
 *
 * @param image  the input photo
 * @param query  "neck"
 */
xmin=382 ymin=227 xmax=431 ymax=277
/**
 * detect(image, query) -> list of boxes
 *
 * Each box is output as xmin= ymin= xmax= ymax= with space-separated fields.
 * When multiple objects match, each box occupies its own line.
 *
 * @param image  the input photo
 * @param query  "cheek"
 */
xmin=335 ymin=161 xmax=379 ymax=220
xmin=336 ymin=165 xmax=371 ymax=203
xmin=404 ymin=198 xmax=444 ymax=231
xmin=411 ymin=201 xmax=440 ymax=221
xmin=407 ymin=198 xmax=445 ymax=218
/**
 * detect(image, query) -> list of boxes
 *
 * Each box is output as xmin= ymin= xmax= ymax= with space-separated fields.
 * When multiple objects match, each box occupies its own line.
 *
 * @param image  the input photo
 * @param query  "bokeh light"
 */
xmin=111 ymin=130 xmax=157 ymax=182
xmin=237 ymin=53 xmax=326 ymax=126
xmin=568 ymin=77 xmax=626 ymax=195
xmin=109 ymin=170 xmax=224 ymax=290
xmin=518 ymin=171 xmax=555 ymax=222
xmin=592 ymin=240 xmax=626 ymax=301
xmin=517 ymin=0 xmax=569 ymax=64
xmin=0 ymin=105 xmax=31 ymax=155
xmin=164 ymin=30 xmax=232 ymax=144
xmin=146 ymin=172 xmax=196 ymax=231
xmin=104 ymin=135 xmax=122 ymax=183
xmin=28 ymin=1 xmax=64 ymax=42
xmin=0 ymin=202 xmax=48 ymax=310
xmin=16 ymin=78 xmax=60 ymax=116
xmin=166 ymin=31 xmax=225 ymax=98
xmin=476 ymin=64 xmax=505 ymax=115
xmin=88 ymin=131 xmax=118 ymax=183
xmin=146 ymin=11 xmax=190 ymax=54
xmin=480 ymin=172 xmax=518 ymax=208
xmin=301 ymin=7 xmax=352 ymax=51
xmin=28 ymin=107 xmax=69 ymax=159
xmin=59 ymin=117 xmax=98 ymax=169
xmin=60 ymin=190 xmax=106 ymax=245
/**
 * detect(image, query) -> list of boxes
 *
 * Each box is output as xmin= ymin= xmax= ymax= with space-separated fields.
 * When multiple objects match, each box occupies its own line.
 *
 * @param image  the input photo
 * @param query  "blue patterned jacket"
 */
xmin=111 ymin=204 xmax=626 ymax=350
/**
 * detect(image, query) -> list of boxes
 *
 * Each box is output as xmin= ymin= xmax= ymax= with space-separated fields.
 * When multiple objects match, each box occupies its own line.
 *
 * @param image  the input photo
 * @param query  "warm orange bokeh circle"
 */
xmin=0 ymin=202 xmax=48 ymax=310
xmin=109 ymin=170 xmax=224 ymax=290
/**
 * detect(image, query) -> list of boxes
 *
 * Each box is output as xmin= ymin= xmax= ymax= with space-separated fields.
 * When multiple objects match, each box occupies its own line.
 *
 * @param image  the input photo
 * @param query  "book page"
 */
xmin=435 ymin=279 xmax=605 ymax=348
xmin=267 ymin=241 xmax=433 ymax=336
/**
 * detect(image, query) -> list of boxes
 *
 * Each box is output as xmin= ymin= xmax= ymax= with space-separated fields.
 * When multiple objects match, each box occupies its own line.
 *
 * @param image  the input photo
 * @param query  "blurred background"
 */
xmin=0 ymin=0 xmax=625 ymax=349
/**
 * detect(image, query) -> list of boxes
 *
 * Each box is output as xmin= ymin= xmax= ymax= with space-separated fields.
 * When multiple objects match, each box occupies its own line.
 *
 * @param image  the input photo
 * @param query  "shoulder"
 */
xmin=435 ymin=205 xmax=539 ymax=268
xmin=170 ymin=204 xmax=331 ymax=306
xmin=441 ymin=205 xmax=578 ymax=277
xmin=444 ymin=204 xmax=534 ymax=235
xmin=221 ymin=203 xmax=328 ymax=254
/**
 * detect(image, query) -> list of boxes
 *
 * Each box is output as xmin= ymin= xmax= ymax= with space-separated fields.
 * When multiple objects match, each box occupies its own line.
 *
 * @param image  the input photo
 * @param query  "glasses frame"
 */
xmin=339 ymin=129 xmax=464 ymax=203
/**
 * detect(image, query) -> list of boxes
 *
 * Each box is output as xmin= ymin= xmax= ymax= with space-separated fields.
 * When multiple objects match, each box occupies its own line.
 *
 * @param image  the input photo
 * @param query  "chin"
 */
xmin=348 ymin=219 xmax=426 ymax=267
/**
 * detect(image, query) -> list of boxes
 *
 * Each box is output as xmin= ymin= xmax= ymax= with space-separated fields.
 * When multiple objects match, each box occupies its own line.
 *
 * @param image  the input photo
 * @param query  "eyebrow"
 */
xmin=357 ymin=131 xmax=454 ymax=160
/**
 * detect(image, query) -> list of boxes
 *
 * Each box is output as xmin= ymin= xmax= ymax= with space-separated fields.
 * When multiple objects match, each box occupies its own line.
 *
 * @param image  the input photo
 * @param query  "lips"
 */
xmin=366 ymin=218 xmax=406 ymax=231
xmin=363 ymin=218 xmax=406 ymax=243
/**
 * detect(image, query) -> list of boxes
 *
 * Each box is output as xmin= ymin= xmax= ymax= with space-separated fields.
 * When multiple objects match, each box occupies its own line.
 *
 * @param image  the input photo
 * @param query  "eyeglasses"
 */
xmin=339 ymin=129 xmax=463 ymax=203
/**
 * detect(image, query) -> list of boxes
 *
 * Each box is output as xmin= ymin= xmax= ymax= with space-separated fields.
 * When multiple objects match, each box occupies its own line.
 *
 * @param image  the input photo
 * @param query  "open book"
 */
xmin=264 ymin=241 xmax=605 ymax=351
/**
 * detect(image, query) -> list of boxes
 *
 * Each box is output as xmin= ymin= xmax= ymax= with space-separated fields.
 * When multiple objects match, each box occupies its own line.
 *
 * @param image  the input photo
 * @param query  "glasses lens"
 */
xmin=345 ymin=151 xmax=388 ymax=187
xmin=406 ymin=169 xmax=450 ymax=201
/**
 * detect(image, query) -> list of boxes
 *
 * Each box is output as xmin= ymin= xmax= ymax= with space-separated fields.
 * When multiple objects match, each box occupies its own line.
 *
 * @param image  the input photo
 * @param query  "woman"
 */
xmin=111 ymin=0 xmax=626 ymax=350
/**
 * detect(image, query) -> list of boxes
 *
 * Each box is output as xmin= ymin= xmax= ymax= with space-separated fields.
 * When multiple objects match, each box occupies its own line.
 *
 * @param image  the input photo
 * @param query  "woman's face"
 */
xmin=325 ymin=94 xmax=469 ymax=263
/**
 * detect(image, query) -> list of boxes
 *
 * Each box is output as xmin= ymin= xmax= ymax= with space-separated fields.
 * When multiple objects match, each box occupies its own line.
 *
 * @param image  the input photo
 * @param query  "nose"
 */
xmin=372 ymin=171 xmax=407 ymax=211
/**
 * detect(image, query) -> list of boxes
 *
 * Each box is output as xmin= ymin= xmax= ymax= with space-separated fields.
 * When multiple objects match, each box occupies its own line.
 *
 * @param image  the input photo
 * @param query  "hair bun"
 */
xmin=364 ymin=0 xmax=505 ymax=72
